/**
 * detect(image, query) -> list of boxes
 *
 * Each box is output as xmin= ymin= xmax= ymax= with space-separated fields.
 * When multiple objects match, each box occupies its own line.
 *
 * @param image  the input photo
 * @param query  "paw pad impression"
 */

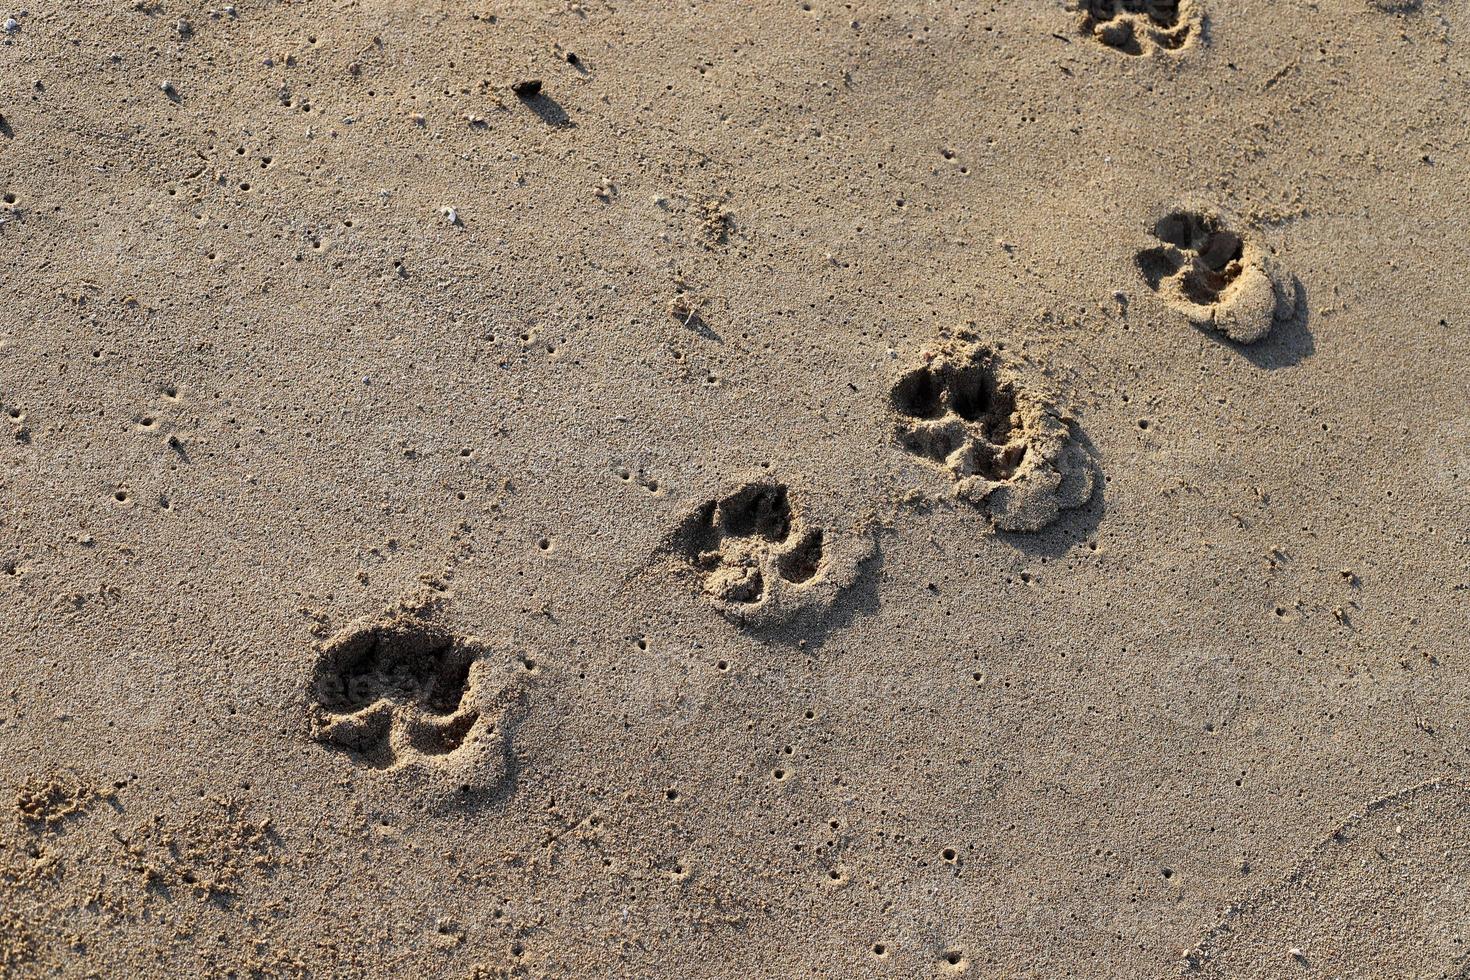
xmin=1135 ymin=209 xmax=1295 ymax=344
xmin=891 ymin=338 xmax=1096 ymax=531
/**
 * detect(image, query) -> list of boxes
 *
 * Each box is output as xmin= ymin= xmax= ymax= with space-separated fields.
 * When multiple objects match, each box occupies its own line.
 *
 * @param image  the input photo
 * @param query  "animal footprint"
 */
xmin=670 ymin=478 xmax=847 ymax=626
xmin=308 ymin=614 xmax=522 ymax=807
xmin=1135 ymin=209 xmax=1295 ymax=344
xmin=1077 ymin=0 xmax=1201 ymax=55
xmin=891 ymin=336 xmax=1096 ymax=531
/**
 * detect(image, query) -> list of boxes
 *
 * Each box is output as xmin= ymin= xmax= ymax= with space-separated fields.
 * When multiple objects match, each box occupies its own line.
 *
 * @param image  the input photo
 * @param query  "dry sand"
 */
xmin=2 ymin=0 xmax=1469 ymax=976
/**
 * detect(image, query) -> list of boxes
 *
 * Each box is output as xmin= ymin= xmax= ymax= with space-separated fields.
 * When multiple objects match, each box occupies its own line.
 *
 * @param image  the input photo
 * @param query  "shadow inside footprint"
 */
xmin=313 ymin=624 xmax=472 ymax=717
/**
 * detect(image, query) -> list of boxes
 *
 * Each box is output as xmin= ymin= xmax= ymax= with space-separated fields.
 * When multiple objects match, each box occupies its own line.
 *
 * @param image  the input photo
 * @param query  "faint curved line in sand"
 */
xmin=1184 ymin=776 xmax=1470 ymax=971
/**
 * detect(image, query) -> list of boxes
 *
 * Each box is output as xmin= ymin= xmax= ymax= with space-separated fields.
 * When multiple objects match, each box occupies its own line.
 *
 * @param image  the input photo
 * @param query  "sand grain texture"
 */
xmin=2 ymin=0 xmax=1469 ymax=976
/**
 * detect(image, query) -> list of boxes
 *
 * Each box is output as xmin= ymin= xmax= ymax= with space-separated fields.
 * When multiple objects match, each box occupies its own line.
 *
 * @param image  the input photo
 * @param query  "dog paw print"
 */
xmin=1135 ymin=209 xmax=1296 ymax=344
xmin=308 ymin=617 xmax=523 ymax=807
xmin=891 ymin=337 xmax=1097 ymax=531
xmin=1077 ymin=0 xmax=1200 ymax=56
xmin=671 ymin=479 xmax=834 ymax=625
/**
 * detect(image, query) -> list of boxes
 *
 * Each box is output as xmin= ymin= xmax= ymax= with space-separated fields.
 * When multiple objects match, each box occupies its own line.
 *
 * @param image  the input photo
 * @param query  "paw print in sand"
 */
xmin=1076 ymin=0 xmax=1200 ymax=56
xmin=1135 ymin=209 xmax=1296 ymax=344
xmin=671 ymin=478 xmax=859 ymax=627
xmin=891 ymin=336 xmax=1096 ymax=532
xmin=308 ymin=615 xmax=523 ymax=808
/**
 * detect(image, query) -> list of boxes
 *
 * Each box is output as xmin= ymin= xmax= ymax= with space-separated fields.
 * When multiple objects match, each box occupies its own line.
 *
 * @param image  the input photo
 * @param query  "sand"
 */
xmin=2 ymin=0 xmax=1469 ymax=976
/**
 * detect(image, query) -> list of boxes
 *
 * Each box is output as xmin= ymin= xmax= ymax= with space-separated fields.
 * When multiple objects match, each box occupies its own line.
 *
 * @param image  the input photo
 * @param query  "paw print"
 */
xmin=1077 ymin=0 xmax=1200 ymax=56
xmin=891 ymin=337 xmax=1096 ymax=531
xmin=1135 ymin=209 xmax=1296 ymax=344
xmin=309 ymin=618 xmax=523 ymax=806
xmin=674 ymin=480 xmax=828 ymax=624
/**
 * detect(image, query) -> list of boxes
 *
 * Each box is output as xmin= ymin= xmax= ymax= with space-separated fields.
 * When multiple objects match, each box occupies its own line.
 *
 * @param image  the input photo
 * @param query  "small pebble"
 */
xmin=441 ymin=206 xmax=459 ymax=226
xmin=510 ymin=78 xmax=542 ymax=98
xmin=2 ymin=17 xmax=18 ymax=34
xmin=160 ymin=79 xmax=178 ymax=97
